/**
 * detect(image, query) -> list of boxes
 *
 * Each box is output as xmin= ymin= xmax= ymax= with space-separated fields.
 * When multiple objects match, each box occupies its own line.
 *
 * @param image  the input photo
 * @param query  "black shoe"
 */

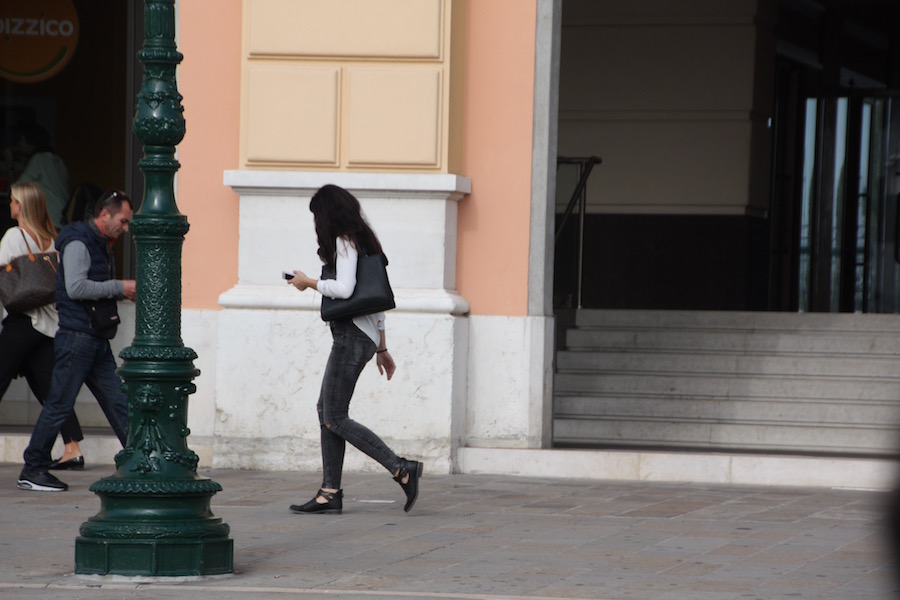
xmin=290 ymin=489 xmax=343 ymax=514
xmin=17 ymin=468 xmax=68 ymax=492
xmin=393 ymin=459 xmax=423 ymax=513
xmin=49 ymin=456 xmax=85 ymax=470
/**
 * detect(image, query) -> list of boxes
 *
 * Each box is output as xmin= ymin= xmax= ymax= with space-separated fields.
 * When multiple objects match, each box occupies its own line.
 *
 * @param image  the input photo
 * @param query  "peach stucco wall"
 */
xmin=458 ymin=0 xmax=536 ymax=316
xmin=177 ymin=0 xmax=242 ymax=309
xmin=175 ymin=0 xmax=537 ymax=316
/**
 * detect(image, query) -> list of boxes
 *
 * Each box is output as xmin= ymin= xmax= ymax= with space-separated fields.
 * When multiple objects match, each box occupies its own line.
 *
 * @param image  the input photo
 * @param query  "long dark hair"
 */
xmin=309 ymin=184 xmax=383 ymax=266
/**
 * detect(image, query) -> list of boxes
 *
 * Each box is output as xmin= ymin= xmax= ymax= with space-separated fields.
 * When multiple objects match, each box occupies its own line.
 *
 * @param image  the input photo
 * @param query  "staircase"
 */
xmin=553 ymin=309 xmax=900 ymax=457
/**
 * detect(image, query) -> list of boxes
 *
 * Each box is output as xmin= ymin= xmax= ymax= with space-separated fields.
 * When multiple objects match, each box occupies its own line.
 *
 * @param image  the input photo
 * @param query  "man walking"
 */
xmin=18 ymin=191 xmax=137 ymax=492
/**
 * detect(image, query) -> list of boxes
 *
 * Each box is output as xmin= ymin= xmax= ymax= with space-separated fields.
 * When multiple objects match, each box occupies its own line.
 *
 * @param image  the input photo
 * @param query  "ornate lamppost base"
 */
xmin=75 ymin=537 xmax=233 ymax=577
xmin=75 ymin=481 xmax=233 ymax=576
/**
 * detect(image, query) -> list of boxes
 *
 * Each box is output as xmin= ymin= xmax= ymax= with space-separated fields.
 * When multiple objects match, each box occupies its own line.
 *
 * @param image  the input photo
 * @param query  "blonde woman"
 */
xmin=0 ymin=182 xmax=85 ymax=469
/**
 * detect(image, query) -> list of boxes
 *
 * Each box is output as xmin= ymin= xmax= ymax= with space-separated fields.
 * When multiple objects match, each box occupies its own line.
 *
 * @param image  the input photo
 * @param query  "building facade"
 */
xmin=3 ymin=0 xmax=900 ymax=489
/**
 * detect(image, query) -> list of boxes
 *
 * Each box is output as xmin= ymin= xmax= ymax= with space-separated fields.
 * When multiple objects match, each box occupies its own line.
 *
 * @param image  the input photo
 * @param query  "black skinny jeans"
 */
xmin=0 ymin=313 xmax=83 ymax=444
xmin=317 ymin=319 xmax=401 ymax=490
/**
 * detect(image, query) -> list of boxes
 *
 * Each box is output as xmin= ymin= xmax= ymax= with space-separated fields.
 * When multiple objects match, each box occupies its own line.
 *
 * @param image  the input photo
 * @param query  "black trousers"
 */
xmin=0 ymin=313 xmax=83 ymax=444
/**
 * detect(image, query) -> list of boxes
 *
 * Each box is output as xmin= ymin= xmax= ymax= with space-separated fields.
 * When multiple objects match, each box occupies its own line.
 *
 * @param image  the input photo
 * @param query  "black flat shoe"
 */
xmin=290 ymin=489 xmax=342 ymax=514
xmin=48 ymin=456 xmax=84 ymax=471
xmin=393 ymin=459 xmax=423 ymax=513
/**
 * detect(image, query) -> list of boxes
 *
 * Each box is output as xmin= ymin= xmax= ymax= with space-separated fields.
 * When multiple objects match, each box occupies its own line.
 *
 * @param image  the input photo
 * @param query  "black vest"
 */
xmin=56 ymin=221 xmax=115 ymax=335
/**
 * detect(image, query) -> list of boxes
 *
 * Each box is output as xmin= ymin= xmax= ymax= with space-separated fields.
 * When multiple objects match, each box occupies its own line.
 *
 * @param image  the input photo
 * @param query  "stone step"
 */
xmin=565 ymin=327 xmax=900 ymax=354
xmin=458 ymin=447 xmax=896 ymax=490
xmin=557 ymin=348 xmax=900 ymax=377
xmin=574 ymin=308 xmax=900 ymax=333
xmin=553 ymin=309 xmax=900 ymax=456
xmin=554 ymin=393 xmax=900 ymax=426
xmin=552 ymin=417 xmax=899 ymax=456
xmin=554 ymin=370 xmax=900 ymax=401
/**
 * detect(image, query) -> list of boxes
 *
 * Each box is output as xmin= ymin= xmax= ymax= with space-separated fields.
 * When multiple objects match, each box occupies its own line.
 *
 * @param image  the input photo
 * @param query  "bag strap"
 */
xmin=17 ymin=228 xmax=36 ymax=260
xmin=357 ymin=241 xmax=388 ymax=266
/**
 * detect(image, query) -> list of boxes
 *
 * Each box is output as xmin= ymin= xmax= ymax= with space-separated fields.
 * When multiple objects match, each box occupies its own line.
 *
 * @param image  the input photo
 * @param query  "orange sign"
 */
xmin=0 ymin=0 xmax=79 ymax=83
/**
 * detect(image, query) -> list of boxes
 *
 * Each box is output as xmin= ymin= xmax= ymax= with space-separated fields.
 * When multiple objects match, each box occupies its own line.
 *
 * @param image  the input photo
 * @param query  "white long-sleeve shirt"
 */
xmin=316 ymin=236 xmax=385 ymax=346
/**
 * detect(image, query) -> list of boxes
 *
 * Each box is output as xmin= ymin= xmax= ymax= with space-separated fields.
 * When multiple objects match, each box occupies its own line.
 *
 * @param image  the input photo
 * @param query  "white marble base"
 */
xmin=465 ymin=315 xmax=554 ymax=449
xmin=212 ymin=306 xmax=467 ymax=474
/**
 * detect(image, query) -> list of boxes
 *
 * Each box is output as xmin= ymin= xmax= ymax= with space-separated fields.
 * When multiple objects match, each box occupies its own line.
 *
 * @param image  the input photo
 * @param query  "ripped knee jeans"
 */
xmin=317 ymin=319 xmax=401 ymax=490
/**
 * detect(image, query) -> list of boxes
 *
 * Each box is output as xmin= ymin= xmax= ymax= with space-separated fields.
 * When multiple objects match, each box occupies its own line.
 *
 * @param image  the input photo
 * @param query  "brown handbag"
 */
xmin=0 ymin=228 xmax=59 ymax=313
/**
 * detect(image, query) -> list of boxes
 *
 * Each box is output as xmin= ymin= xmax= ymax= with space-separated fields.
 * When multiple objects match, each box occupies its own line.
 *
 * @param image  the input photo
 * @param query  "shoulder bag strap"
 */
xmin=17 ymin=228 xmax=36 ymax=259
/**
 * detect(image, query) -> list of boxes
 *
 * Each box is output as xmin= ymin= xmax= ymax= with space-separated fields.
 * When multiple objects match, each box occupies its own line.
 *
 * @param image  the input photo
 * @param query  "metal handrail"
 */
xmin=554 ymin=156 xmax=601 ymax=310
xmin=555 ymin=156 xmax=601 ymax=242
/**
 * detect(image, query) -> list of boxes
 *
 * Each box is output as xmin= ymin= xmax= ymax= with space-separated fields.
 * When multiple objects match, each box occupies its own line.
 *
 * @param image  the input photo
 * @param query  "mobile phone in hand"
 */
xmin=283 ymin=271 xmax=294 ymax=280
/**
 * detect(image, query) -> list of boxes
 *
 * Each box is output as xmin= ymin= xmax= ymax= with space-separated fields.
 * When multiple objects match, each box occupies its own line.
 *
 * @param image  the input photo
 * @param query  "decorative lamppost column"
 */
xmin=74 ymin=0 xmax=233 ymax=577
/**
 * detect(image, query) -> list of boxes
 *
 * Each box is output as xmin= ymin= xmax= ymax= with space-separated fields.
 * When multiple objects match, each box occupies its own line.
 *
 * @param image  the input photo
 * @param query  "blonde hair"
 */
xmin=9 ymin=181 xmax=57 ymax=251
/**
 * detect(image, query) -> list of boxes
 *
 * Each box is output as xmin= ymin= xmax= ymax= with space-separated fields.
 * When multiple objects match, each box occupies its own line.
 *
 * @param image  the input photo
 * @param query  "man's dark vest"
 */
xmin=56 ymin=221 xmax=114 ymax=335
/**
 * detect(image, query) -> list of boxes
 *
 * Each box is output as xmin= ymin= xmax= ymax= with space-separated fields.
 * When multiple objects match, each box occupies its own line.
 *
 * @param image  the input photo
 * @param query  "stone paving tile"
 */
xmin=659 ymin=560 xmax=726 ymax=577
xmin=1 ymin=463 xmax=898 ymax=600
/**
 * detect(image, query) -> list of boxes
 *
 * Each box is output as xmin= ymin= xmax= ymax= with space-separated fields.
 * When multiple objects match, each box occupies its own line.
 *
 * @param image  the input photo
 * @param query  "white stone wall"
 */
xmin=465 ymin=315 xmax=554 ymax=449
xmin=217 ymin=171 xmax=472 ymax=473
xmin=212 ymin=307 xmax=467 ymax=474
xmin=181 ymin=308 xmax=219 ymax=466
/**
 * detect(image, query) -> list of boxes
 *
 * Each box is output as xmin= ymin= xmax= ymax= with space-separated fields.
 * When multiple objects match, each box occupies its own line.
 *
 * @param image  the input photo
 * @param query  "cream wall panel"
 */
xmin=246 ymin=66 xmax=339 ymax=165
xmin=240 ymin=0 xmax=462 ymax=171
xmin=347 ymin=69 xmax=442 ymax=167
xmin=247 ymin=0 xmax=442 ymax=58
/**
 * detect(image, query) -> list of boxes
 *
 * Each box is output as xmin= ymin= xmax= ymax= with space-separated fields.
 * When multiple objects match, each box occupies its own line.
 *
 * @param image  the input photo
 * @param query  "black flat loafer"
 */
xmin=290 ymin=489 xmax=343 ymax=514
xmin=48 ymin=456 xmax=85 ymax=470
xmin=393 ymin=459 xmax=423 ymax=513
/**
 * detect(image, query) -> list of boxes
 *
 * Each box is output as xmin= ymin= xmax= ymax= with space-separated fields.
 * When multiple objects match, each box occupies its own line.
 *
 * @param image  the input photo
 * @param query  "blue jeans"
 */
xmin=318 ymin=320 xmax=401 ymax=490
xmin=23 ymin=329 xmax=128 ymax=470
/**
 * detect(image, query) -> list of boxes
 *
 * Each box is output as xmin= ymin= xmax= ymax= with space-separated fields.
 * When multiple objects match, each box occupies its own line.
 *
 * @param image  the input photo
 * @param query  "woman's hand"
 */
xmin=376 ymin=350 xmax=396 ymax=380
xmin=288 ymin=270 xmax=317 ymax=292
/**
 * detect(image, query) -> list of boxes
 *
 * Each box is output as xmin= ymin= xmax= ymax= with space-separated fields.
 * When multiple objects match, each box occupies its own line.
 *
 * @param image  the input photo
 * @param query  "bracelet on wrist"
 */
xmin=376 ymin=348 xmax=388 ymax=354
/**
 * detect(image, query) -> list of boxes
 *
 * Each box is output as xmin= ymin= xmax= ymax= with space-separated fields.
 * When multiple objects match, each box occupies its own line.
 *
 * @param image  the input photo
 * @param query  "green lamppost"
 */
xmin=74 ymin=0 xmax=233 ymax=576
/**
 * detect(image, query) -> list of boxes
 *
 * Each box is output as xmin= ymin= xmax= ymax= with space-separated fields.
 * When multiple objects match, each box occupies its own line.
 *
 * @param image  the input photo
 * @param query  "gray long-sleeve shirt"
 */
xmin=61 ymin=241 xmax=124 ymax=300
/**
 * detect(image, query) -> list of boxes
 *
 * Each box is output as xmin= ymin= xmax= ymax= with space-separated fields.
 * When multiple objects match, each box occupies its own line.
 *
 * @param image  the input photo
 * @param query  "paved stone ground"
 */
xmin=0 ymin=462 xmax=897 ymax=599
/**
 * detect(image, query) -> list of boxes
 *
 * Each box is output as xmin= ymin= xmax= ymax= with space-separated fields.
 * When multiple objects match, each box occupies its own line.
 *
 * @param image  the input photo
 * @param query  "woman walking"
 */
xmin=287 ymin=184 xmax=421 ymax=514
xmin=0 ymin=182 xmax=85 ymax=469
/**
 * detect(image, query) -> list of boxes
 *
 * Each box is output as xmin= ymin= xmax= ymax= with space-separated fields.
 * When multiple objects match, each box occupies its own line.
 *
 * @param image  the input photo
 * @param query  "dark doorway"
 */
xmin=769 ymin=0 xmax=900 ymax=312
xmin=0 ymin=0 xmax=143 ymax=432
xmin=1 ymin=0 xmax=142 ymax=272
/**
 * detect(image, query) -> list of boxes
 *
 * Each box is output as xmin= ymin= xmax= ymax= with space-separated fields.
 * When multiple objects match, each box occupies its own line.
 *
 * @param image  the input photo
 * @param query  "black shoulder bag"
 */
xmin=320 ymin=244 xmax=395 ymax=322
